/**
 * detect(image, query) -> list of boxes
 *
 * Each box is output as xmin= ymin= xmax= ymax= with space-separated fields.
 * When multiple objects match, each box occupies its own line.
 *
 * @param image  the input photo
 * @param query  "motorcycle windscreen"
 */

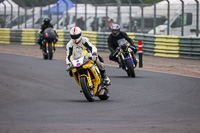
xmin=71 ymin=56 xmax=85 ymax=67
xmin=72 ymin=46 xmax=88 ymax=60
xmin=117 ymin=38 xmax=127 ymax=46
xmin=117 ymin=38 xmax=128 ymax=50
xmin=44 ymin=27 xmax=56 ymax=40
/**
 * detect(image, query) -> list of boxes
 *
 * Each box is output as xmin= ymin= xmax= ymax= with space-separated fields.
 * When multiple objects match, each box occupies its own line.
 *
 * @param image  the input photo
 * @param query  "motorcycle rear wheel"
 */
xmin=48 ymin=43 xmax=53 ymax=60
xmin=80 ymin=76 xmax=95 ymax=102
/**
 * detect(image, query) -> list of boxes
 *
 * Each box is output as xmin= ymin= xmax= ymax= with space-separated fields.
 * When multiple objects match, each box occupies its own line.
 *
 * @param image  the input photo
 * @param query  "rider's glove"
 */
xmin=129 ymin=46 xmax=137 ymax=53
xmin=66 ymin=63 xmax=71 ymax=71
xmin=128 ymin=48 xmax=132 ymax=52
xmin=92 ymin=52 xmax=97 ymax=61
xmin=92 ymin=52 xmax=97 ymax=55
xmin=134 ymin=48 xmax=137 ymax=53
xmin=92 ymin=56 xmax=97 ymax=61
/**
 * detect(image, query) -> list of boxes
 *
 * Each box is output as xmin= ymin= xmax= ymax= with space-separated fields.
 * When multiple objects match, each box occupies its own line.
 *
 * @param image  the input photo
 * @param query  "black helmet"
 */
xmin=111 ymin=24 xmax=120 ymax=36
xmin=44 ymin=18 xmax=50 ymax=25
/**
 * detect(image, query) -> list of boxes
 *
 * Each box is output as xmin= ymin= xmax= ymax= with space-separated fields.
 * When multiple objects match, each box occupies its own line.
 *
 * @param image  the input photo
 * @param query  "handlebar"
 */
xmin=128 ymin=45 xmax=136 ymax=50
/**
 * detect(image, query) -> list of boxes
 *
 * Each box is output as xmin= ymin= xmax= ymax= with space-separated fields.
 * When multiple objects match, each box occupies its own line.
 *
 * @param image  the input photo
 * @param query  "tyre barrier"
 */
xmin=0 ymin=28 xmax=200 ymax=59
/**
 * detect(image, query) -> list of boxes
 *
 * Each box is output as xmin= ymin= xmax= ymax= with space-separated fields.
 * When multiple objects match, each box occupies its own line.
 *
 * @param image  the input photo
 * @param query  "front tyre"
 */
xmin=80 ymin=76 xmax=95 ymax=102
xmin=125 ymin=59 xmax=135 ymax=78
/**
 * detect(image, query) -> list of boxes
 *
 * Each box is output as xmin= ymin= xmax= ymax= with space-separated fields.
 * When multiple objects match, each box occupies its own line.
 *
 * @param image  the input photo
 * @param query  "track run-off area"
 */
xmin=0 ymin=51 xmax=200 ymax=133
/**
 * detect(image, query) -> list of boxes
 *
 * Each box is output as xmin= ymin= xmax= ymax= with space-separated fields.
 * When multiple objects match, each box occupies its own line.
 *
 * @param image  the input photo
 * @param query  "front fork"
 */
xmin=45 ymin=42 xmax=55 ymax=53
xmin=46 ymin=42 xmax=49 ymax=53
xmin=118 ymin=49 xmax=131 ymax=63
xmin=119 ymin=52 xmax=135 ymax=69
xmin=73 ymin=68 xmax=101 ymax=96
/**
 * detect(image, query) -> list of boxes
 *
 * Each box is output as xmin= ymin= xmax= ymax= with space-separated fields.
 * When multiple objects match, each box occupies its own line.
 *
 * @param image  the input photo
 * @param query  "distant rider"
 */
xmin=37 ymin=18 xmax=58 ymax=50
xmin=66 ymin=27 xmax=111 ymax=85
xmin=107 ymin=24 xmax=138 ymax=67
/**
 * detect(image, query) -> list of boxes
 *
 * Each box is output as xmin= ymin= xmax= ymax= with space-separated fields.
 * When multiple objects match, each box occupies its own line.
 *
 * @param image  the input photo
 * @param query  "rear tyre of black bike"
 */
xmin=48 ymin=43 xmax=53 ymax=60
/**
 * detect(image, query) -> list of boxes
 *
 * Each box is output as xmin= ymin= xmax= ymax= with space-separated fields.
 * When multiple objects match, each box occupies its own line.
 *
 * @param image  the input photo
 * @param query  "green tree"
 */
xmin=3 ymin=0 xmax=163 ymax=8
xmin=12 ymin=0 xmax=58 ymax=7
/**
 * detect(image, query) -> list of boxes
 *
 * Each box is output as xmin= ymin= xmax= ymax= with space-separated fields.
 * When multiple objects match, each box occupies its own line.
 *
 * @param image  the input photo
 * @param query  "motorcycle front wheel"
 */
xmin=125 ymin=59 xmax=135 ymax=78
xmin=80 ymin=76 xmax=95 ymax=102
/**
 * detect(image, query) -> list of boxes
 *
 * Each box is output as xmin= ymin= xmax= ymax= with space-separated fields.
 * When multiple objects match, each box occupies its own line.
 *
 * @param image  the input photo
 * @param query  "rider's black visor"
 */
xmin=70 ymin=33 xmax=82 ymax=39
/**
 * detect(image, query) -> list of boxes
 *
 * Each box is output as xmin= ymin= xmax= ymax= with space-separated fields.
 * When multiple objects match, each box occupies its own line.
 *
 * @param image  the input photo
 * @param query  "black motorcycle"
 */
xmin=113 ymin=38 xmax=137 ymax=77
xmin=41 ymin=27 xmax=57 ymax=60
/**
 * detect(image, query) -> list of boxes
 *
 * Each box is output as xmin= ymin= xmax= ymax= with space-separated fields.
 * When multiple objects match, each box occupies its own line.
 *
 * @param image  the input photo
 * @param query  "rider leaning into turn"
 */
xmin=65 ymin=27 xmax=111 ymax=85
xmin=37 ymin=18 xmax=58 ymax=50
xmin=107 ymin=24 xmax=138 ymax=66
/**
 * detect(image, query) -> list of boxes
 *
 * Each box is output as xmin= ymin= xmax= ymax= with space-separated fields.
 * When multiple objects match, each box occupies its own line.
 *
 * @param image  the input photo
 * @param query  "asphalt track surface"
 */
xmin=0 ymin=53 xmax=200 ymax=133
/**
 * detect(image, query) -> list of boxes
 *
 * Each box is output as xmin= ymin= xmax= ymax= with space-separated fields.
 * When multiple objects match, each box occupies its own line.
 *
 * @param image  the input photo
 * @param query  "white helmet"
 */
xmin=111 ymin=24 xmax=120 ymax=36
xmin=70 ymin=27 xmax=82 ymax=44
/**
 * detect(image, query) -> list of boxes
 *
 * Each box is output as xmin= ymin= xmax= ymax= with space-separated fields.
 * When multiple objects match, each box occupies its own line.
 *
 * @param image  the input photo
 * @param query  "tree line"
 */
xmin=2 ymin=0 xmax=163 ymax=8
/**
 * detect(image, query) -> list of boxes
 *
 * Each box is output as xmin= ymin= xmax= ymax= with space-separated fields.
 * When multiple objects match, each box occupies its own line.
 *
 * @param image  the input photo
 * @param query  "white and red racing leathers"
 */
xmin=66 ymin=37 xmax=105 ymax=71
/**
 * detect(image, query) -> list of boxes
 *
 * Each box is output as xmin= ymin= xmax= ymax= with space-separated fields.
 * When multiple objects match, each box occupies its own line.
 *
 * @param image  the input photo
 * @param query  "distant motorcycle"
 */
xmin=67 ymin=52 xmax=109 ymax=102
xmin=41 ymin=27 xmax=56 ymax=60
xmin=113 ymin=38 xmax=137 ymax=77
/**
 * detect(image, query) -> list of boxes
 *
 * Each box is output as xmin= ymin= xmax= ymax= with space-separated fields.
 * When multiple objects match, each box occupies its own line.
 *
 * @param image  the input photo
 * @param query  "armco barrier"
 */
xmin=10 ymin=29 xmax=22 ymax=43
xmin=133 ymin=34 xmax=155 ymax=56
xmin=56 ymin=30 xmax=65 ymax=47
xmin=154 ymin=35 xmax=180 ymax=58
xmin=82 ymin=31 xmax=97 ymax=47
xmin=142 ymin=34 xmax=155 ymax=56
xmin=21 ymin=29 xmax=37 ymax=45
xmin=0 ymin=28 xmax=11 ymax=44
xmin=179 ymin=36 xmax=200 ymax=59
xmin=0 ymin=28 xmax=200 ymax=60
xmin=96 ymin=32 xmax=109 ymax=51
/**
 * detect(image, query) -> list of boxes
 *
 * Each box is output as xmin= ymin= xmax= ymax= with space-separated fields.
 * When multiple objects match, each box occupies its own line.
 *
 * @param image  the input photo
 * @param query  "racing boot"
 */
xmin=39 ymin=43 xmax=45 ymax=54
xmin=117 ymin=56 xmax=124 ymax=69
xmin=132 ymin=56 xmax=138 ymax=67
xmin=53 ymin=38 xmax=58 ymax=52
xmin=39 ymin=44 xmax=42 ymax=50
xmin=100 ymin=69 xmax=111 ymax=86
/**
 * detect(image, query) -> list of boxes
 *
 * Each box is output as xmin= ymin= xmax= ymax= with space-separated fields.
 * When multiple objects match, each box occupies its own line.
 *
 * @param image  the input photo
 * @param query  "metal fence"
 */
xmin=0 ymin=0 xmax=199 ymax=36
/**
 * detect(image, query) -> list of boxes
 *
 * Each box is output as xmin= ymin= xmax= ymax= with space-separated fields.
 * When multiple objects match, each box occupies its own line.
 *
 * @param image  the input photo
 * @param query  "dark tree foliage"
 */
xmin=70 ymin=0 xmax=162 ymax=4
xmin=0 ymin=0 xmax=163 ymax=7
xmin=12 ymin=0 xmax=58 ymax=7
xmin=143 ymin=0 xmax=163 ymax=4
xmin=70 ymin=0 xmax=142 ymax=4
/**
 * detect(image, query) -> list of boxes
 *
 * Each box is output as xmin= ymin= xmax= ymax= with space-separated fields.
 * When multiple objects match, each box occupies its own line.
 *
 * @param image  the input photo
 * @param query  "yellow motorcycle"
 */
xmin=67 ymin=53 xmax=109 ymax=102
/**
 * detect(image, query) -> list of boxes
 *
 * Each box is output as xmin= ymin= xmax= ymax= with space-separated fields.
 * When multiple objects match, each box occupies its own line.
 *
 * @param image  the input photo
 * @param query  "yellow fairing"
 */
xmin=86 ymin=61 xmax=101 ymax=95
xmin=72 ymin=60 xmax=101 ymax=95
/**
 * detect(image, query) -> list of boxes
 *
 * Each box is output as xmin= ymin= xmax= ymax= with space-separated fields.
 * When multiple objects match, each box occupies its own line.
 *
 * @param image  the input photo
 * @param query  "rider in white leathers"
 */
xmin=66 ymin=27 xmax=110 ymax=85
